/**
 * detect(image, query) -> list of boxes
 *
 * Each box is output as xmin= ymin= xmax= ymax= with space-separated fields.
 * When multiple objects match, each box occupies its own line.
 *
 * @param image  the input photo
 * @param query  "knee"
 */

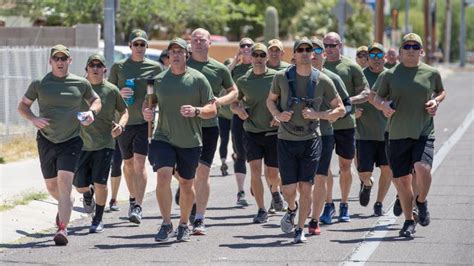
xmin=94 ymin=183 xmax=107 ymax=192
xmin=179 ymin=179 xmax=194 ymax=192
xmin=414 ymin=162 xmax=431 ymax=177
xmin=45 ymin=180 xmax=58 ymax=193
xmin=339 ymin=160 xmax=352 ymax=172
xmin=75 ymin=186 xmax=89 ymax=194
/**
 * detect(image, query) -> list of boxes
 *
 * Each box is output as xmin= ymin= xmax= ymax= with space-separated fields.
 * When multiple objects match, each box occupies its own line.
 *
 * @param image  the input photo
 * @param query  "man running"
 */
xmin=267 ymin=39 xmax=291 ymax=71
xmin=373 ymin=33 xmax=446 ymax=237
xmin=384 ymin=47 xmax=398 ymax=69
xmin=74 ymin=53 xmax=128 ymax=233
xmin=108 ymin=29 xmax=163 ymax=224
xmin=356 ymin=45 xmax=369 ymax=69
xmin=144 ymin=38 xmax=216 ymax=242
xmin=18 ymin=44 xmax=101 ymax=245
xmin=267 ymin=38 xmax=344 ymax=243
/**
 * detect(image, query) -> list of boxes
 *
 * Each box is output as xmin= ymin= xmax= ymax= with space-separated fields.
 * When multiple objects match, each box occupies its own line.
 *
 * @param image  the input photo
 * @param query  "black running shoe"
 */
xmin=399 ymin=220 xmax=416 ymax=238
xmin=416 ymin=199 xmax=431 ymax=226
xmin=189 ymin=203 xmax=196 ymax=224
xmin=373 ymin=201 xmax=383 ymax=216
xmin=359 ymin=182 xmax=372 ymax=207
xmin=393 ymin=196 xmax=402 ymax=216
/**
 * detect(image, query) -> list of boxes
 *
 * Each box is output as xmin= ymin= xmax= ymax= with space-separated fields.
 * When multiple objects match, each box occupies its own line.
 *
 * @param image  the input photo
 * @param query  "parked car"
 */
xmin=112 ymin=45 xmax=162 ymax=62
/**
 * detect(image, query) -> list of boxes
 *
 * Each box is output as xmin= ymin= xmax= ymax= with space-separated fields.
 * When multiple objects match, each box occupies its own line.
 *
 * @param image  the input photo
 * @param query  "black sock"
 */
xmin=94 ymin=204 xmax=105 ymax=224
xmin=129 ymin=197 xmax=136 ymax=205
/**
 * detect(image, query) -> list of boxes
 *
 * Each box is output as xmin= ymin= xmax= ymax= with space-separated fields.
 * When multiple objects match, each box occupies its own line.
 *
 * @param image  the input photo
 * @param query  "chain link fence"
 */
xmin=0 ymin=46 xmax=100 ymax=142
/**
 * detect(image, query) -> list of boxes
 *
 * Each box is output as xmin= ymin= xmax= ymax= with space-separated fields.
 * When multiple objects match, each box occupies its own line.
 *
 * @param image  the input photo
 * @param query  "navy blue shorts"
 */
xmin=388 ymin=137 xmax=434 ymax=178
xmin=244 ymin=131 xmax=278 ymax=167
xmin=199 ymin=126 xmax=219 ymax=167
xmin=110 ymin=141 xmax=122 ymax=177
xmin=334 ymin=128 xmax=355 ymax=160
xmin=356 ymin=140 xmax=388 ymax=172
xmin=37 ymin=132 xmax=82 ymax=179
xmin=117 ymin=123 xmax=148 ymax=160
xmin=316 ymin=135 xmax=335 ymax=176
xmin=74 ymin=148 xmax=114 ymax=187
xmin=277 ymin=138 xmax=322 ymax=185
xmin=148 ymin=140 xmax=202 ymax=180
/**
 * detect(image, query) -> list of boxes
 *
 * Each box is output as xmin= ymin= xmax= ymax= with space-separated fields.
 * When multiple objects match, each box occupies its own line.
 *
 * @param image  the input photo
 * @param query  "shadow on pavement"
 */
xmin=219 ymin=240 xmax=289 ymax=249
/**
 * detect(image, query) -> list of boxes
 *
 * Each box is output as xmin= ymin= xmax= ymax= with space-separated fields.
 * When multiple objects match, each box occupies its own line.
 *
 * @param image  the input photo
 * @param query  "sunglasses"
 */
xmin=88 ymin=63 xmax=104 ymax=68
xmin=369 ymin=52 xmax=384 ymax=59
xmin=251 ymin=52 xmax=266 ymax=58
xmin=132 ymin=42 xmax=146 ymax=47
xmin=323 ymin=43 xmax=339 ymax=48
xmin=402 ymin=44 xmax=421 ymax=50
xmin=240 ymin=43 xmax=253 ymax=49
xmin=295 ymin=47 xmax=313 ymax=53
xmin=356 ymin=53 xmax=368 ymax=58
xmin=313 ymin=47 xmax=324 ymax=54
xmin=52 ymin=56 xmax=68 ymax=62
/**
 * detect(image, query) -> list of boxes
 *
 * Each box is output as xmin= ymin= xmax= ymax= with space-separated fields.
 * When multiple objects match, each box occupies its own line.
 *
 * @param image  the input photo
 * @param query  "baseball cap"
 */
xmin=368 ymin=42 xmax=385 ymax=53
xmin=86 ymin=53 xmax=106 ymax=66
xmin=50 ymin=44 xmax=70 ymax=57
xmin=357 ymin=46 xmax=368 ymax=53
xmin=167 ymin=38 xmax=188 ymax=50
xmin=401 ymin=33 xmax=423 ymax=47
xmin=268 ymin=39 xmax=283 ymax=50
xmin=239 ymin=37 xmax=254 ymax=45
xmin=129 ymin=29 xmax=148 ymax=43
xmin=293 ymin=37 xmax=313 ymax=52
xmin=252 ymin=43 xmax=268 ymax=53
xmin=311 ymin=38 xmax=325 ymax=52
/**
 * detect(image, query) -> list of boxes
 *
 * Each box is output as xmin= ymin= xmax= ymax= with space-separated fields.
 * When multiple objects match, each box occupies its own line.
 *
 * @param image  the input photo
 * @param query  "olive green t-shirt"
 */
xmin=80 ymin=81 xmax=127 ymax=151
xmin=217 ymin=88 xmax=233 ymax=120
xmin=187 ymin=57 xmax=235 ymax=128
xmin=319 ymin=68 xmax=349 ymax=136
xmin=356 ymin=68 xmax=388 ymax=141
xmin=108 ymin=57 xmax=163 ymax=126
xmin=152 ymin=68 xmax=214 ymax=148
xmin=376 ymin=63 xmax=444 ymax=140
xmin=267 ymin=61 xmax=291 ymax=72
xmin=271 ymin=69 xmax=338 ymax=141
xmin=232 ymin=63 xmax=252 ymax=82
xmin=237 ymin=68 xmax=278 ymax=133
xmin=384 ymin=62 xmax=397 ymax=69
xmin=324 ymin=56 xmax=368 ymax=130
xmin=25 ymin=72 xmax=94 ymax=144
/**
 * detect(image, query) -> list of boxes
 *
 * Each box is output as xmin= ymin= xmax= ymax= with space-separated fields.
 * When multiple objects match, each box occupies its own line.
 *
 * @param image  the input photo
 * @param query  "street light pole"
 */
xmin=104 ymin=0 xmax=116 ymax=71
xmin=460 ymin=0 xmax=466 ymax=67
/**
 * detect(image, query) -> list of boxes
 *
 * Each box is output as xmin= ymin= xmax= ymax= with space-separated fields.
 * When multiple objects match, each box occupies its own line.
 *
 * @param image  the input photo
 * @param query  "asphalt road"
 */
xmin=0 ymin=72 xmax=472 ymax=265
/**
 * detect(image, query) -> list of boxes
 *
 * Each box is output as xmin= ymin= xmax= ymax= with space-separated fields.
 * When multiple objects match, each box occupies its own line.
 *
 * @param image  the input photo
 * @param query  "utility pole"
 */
xmin=460 ymin=0 xmax=466 ymax=67
xmin=424 ymin=0 xmax=431 ymax=64
xmin=375 ymin=0 xmax=384 ymax=44
xmin=104 ymin=0 xmax=116 ymax=71
xmin=430 ymin=1 xmax=437 ymax=63
xmin=404 ymin=0 xmax=410 ymax=34
xmin=444 ymin=0 xmax=452 ymax=63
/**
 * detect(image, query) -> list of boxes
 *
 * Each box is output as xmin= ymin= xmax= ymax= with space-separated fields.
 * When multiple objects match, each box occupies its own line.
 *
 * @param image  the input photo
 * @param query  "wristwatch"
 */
xmin=194 ymin=107 xmax=201 ymax=117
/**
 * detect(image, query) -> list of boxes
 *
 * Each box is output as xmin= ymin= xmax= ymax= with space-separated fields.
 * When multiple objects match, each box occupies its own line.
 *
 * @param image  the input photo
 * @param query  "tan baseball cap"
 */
xmin=50 ymin=44 xmax=70 ymax=57
xmin=252 ymin=43 xmax=268 ymax=53
xmin=268 ymin=39 xmax=283 ymax=50
xmin=129 ymin=29 xmax=148 ymax=43
xmin=401 ymin=33 xmax=423 ymax=46
xmin=356 ymin=46 xmax=368 ymax=53
xmin=86 ymin=53 xmax=106 ymax=66
xmin=368 ymin=42 xmax=385 ymax=53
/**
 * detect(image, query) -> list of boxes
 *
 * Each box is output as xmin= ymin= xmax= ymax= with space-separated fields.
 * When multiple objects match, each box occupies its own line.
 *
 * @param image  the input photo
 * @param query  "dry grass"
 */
xmin=0 ymin=135 xmax=37 ymax=163
xmin=0 ymin=191 xmax=49 ymax=212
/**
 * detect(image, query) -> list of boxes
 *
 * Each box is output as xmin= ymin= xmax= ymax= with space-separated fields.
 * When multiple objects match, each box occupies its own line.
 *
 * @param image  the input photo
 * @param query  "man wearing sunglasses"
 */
xmin=267 ymin=39 xmax=291 ymax=71
xmin=356 ymin=46 xmax=369 ymax=69
xmin=384 ymin=47 xmax=399 ymax=69
xmin=108 ymin=29 xmax=163 ymax=225
xmin=267 ymin=38 xmax=343 ymax=243
xmin=231 ymin=43 xmax=284 ymax=225
xmin=18 ymin=44 xmax=102 ymax=245
xmin=356 ymin=43 xmax=392 ymax=217
xmin=186 ymin=28 xmax=238 ymax=235
xmin=143 ymin=38 xmax=216 ymax=242
xmin=372 ymin=33 xmax=446 ymax=238
xmin=322 ymin=32 xmax=370 ymax=223
xmin=309 ymin=38 xmax=348 ymax=234
xmin=74 ymin=53 xmax=128 ymax=234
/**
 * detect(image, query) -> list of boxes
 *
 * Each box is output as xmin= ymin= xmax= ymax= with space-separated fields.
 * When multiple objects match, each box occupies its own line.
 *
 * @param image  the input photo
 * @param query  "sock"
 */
xmin=93 ymin=204 xmax=105 ymax=224
xmin=195 ymin=214 xmax=204 ymax=221
xmin=221 ymin=158 xmax=226 ymax=163
xmin=129 ymin=197 xmax=136 ymax=205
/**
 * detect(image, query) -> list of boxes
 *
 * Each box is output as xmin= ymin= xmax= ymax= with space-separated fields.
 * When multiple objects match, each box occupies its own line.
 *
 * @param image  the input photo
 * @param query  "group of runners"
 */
xmin=18 ymin=27 xmax=445 ymax=245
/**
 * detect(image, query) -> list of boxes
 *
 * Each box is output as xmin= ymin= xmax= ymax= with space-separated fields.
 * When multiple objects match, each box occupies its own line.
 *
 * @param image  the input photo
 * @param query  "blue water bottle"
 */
xmin=124 ymin=78 xmax=135 ymax=105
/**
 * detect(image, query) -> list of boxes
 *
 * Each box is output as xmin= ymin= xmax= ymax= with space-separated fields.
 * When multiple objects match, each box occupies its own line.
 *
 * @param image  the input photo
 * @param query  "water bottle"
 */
xmin=124 ymin=78 xmax=135 ymax=105
xmin=77 ymin=112 xmax=88 ymax=122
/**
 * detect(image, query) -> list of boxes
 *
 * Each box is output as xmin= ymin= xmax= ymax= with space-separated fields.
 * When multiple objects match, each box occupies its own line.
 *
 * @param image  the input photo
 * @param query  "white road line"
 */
xmin=340 ymin=109 xmax=474 ymax=266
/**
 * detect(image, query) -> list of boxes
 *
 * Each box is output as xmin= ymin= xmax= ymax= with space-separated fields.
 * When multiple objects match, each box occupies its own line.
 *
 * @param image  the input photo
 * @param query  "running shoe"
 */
xmin=308 ymin=219 xmax=321 ymax=235
xmin=320 ymin=202 xmax=335 ymax=224
xmin=293 ymin=227 xmax=307 ymax=244
xmin=359 ymin=178 xmax=373 ymax=207
xmin=338 ymin=203 xmax=351 ymax=222
xmin=416 ymin=199 xmax=431 ymax=226
xmin=393 ymin=195 xmax=402 ymax=216
xmin=53 ymin=222 xmax=68 ymax=246
xmin=281 ymin=204 xmax=297 ymax=233
xmin=176 ymin=224 xmax=191 ymax=242
xmin=109 ymin=198 xmax=120 ymax=212
xmin=253 ymin=208 xmax=268 ymax=224
xmin=236 ymin=191 xmax=249 ymax=206
xmin=399 ymin=220 xmax=416 ymax=238
xmin=189 ymin=203 xmax=196 ymax=224
xmin=220 ymin=162 xmax=228 ymax=176
xmin=272 ymin=191 xmax=286 ymax=212
xmin=82 ymin=187 xmax=95 ymax=214
xmin=89 ymin=220 xmax=104 ymax=233
xmin=192 ymin=219 xmax=206 ymax=235
xmin=155 ymin=223 xmax=174 ymax=242
xmin=129 ymin=205 xmax=142 ymax=224
xmin=373 ymin=201 xmax=384 ymax=216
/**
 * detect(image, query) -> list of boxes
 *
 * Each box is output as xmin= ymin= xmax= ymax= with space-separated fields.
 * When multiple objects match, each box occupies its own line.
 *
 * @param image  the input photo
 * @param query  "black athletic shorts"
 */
xmin=333 ymin=128 xmax=355 ymax=160
xmin=148 ymin=140 xmax=201 ymax=180
xmin=117 ymin=123 xmax=148 ymax=160
xmin=37 ymin=132 xmax=82 ymax=179
xmin=356 ymin=140 xmax=388 ymax=172
xmin=278 ymin=138 xmax=322 ymax=185
xmin=243 ymin=131 xmax=278 ymax=167
xmin=199 ymin=126 xmax=219 ymax=167
xmin=74 ymin=148 xmax=114 ymax=187
xmin=110 ymin=141 xmax=122 ymax=177
xmin=316 ymin=135 xmax=335 ymax=176
xmin=389 ymin=137 xmax=434 ymax=178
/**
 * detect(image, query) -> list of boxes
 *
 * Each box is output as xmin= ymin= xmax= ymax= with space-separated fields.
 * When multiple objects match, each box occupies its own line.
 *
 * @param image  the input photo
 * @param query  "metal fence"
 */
xmin=0 ymin=46 xmax=100 ymax=142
